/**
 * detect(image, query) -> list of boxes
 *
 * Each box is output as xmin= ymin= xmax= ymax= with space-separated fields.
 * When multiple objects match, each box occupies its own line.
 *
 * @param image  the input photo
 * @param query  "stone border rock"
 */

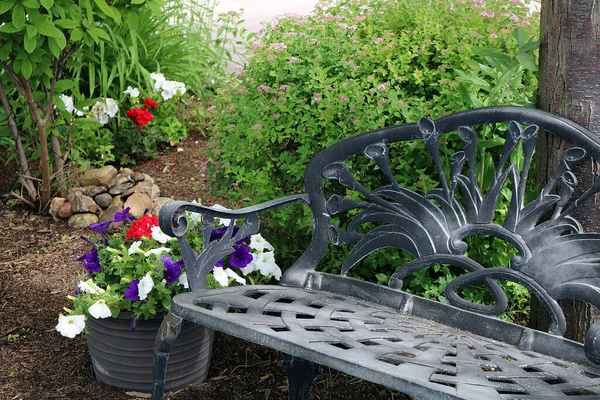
xmin=49 ymin=166 xmax=173 ymax=228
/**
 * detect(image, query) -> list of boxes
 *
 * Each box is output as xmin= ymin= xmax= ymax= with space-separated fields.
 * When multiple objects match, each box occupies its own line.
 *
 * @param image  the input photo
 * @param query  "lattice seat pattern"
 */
xmin=173 ymin=285 xmax=600 ymax=399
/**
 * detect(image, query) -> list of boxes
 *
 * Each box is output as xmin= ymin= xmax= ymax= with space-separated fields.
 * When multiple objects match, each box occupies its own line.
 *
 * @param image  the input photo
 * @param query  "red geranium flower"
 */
xmin=143 ymin=98 xmax=159 ymax=109
xmin=127 ymin=107 xmax=154 ymax=128
xmin=126 ymin=214 xmax=159 ymax=240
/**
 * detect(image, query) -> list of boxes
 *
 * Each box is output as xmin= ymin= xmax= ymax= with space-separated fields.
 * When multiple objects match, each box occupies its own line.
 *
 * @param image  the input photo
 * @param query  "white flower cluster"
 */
xmin=56 ymin=279 xmax=112 ymax=338
xmin=150 ymin=72 xmax=186 ymax=101
xmin=58 ymin=94 xmax=118 ymax=126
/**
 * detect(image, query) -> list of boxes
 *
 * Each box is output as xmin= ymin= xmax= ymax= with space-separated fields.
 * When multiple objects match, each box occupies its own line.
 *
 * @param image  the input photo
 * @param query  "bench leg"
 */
xmin=151 ymin=312 xmax=184 ymax=400
xmin=283 ymin=354 xmax=322 ymax=400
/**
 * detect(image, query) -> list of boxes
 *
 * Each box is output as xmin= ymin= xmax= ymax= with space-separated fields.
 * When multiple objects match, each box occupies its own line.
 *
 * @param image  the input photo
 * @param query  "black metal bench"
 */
xmin=152 ymin=106 xmax=600 ymax=399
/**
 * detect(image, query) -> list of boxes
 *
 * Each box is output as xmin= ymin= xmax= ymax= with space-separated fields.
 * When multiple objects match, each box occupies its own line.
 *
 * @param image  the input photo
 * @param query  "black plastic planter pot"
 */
xmin=86 ymin=313 xmax=213 ymax=392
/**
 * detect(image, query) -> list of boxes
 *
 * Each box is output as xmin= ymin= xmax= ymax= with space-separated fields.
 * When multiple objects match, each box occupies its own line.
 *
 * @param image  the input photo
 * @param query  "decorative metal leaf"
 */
xmin=341 ymin=229 xmax=419 ymax=275
xmin=520 ymin=234 xmax=600 ymax=292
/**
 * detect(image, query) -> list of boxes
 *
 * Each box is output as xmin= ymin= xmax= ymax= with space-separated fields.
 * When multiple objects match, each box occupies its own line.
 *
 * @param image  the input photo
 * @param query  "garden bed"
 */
xmin=0 ymin=133 xmax=405 ymax=400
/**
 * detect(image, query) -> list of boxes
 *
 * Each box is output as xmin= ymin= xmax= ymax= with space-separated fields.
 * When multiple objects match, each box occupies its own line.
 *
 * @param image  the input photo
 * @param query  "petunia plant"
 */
xmin=56 ymin=204 xmax=281 ymax=338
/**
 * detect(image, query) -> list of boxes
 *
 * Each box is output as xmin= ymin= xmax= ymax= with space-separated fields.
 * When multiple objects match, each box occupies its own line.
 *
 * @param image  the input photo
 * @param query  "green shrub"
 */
xmin=208 ymin=0 xmax=538 ymax=321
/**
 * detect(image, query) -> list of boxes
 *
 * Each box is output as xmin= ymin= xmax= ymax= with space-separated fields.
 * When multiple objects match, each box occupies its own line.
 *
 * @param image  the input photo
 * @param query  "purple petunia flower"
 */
xmin=210 ymin=226 xmax=228 ymax=241
xmin=89 ymin=220 xmax=112 ymax=235
xmin=113 ymin=207 xmax=136 ymax=223
xmin=130 ymin=317 xmax=137 ymax=331
xmin=161 ymin=256 xmax=184 ymax=286
xmin=214 ymin=259 xmax=225 ymax=268
xmin=124 ymin=280 xmax=140 ymax=301
xmin=229 ymin=245 xmax=253 ymax=268
xmin=76 ymin=248 xmax=101 ymax=273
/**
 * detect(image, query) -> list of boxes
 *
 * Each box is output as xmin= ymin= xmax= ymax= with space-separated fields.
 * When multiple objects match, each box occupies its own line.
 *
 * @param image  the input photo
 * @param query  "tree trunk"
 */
xmin=20 ymin=78 xmax=52 ymax=208
xmin=534 ymin=0 xmax=600 ymax=342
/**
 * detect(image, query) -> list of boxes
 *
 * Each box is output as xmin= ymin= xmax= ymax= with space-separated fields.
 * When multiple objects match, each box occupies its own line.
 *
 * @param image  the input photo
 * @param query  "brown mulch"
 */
xmin=0 ymin=133 xmax=407 ymax=400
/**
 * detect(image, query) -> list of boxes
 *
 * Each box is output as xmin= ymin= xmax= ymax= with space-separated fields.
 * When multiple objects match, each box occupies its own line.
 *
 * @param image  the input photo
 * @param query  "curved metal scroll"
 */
xmin=318 ymin=114 xmax=600 ymax=354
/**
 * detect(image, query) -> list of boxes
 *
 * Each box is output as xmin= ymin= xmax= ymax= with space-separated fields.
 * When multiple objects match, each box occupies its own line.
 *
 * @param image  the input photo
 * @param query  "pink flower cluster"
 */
xmin=257 ymin=85 xmax=270 ymax=93
xmin=270 ymin=43 xmax=287 ymax=51
xmin=373 ymin=37 xmax=384 ymax=45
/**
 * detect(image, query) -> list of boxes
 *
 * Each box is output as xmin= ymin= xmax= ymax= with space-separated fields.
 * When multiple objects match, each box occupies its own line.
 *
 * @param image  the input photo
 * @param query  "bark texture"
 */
xmin=534 ymin=0 xmax=600 ymax=342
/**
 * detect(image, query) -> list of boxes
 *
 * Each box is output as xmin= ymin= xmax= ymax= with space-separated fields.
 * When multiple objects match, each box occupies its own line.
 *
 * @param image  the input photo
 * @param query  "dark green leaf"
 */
xmin=54 ymin=18 xmax=78 ymax=29
xmin=512 ymin=27 xmax=527 ymax=47
xmin=0 ymin=41 xmax=11 ymax=59
xmin=40 ymin=0 xmax=54 ymax=9
xmin=0 ymin=23 xmax=25 ymax=33
xmin=21 ymin=59 xmax=33 ymax=79
xmin=36 ymin=20 xmax=62 ymax=38
xmin=70 ymin=27 xmax=83 ymax=41
xmin=24 ymin=35 xmax=37 ymax=54
xmin=26 ymin=24 xmax=38 ymax=39
xmin=12 ymin=5 xmax=26 ymax=29
xmin=92 ymin=0 xmax=114 ymax=18
xmin=21 ymin=0 xmax=39 ymax=8
xmin=0 ymin=0 xmax=16 ymax=16
xmin=89 ymin=26 xmax=110 ymax=41
xmin=47 ymin=36 xmax=61 ymax=58
xmin=516 ymin=52 xmax=538 ymax=71
xmin=55 ymin=79 xmax=74 ymax=92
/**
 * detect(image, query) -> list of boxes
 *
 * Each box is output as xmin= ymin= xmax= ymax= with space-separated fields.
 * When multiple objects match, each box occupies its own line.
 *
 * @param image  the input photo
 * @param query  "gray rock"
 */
xmin=58 ymin=202 xmax=73 ymax=219
xmin=79 ymin=166 xmax=118 ymax=187
xmin=108 ymin=182 xmax=134 ymax=195
xmin=132 ymin=181 xmax=160 ymax=199
xmin=95 ymin=193 xmax=113 ymax=209
xmin=49 ymin=197 xmax=66 ymax=221
xmin=87 ymin=185 xmax=107 ymax=197
xmin=153 ymin=197 xmax=173 ymax=215
xmin=124 ymin=193 xmax=154 ymax=217
xmin=68 ymin=213 xmax=99 ymax=228
xmin=71 ymin=192 xmax=100 ymax=214
xmin=110 ymin=195 xmax=125 ymax=208
xmin=66 ymin=188 xmax=83 ymax=204
xmin=121 ymin=186 xmax=136 ymax=198
xmin=133 ymin=172 xmax=146 ymax=182
xmin=109 ymin=171 xmax=134 ymax=188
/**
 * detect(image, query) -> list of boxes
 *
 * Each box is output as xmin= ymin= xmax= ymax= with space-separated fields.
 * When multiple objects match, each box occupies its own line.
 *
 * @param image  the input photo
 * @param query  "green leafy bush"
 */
xmin=208 ymin=0 xmax=538 ymax=321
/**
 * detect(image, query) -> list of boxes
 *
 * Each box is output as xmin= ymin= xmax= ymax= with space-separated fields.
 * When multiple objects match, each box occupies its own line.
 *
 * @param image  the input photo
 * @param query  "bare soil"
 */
xmin=0 ymin=134 xmax=408 ymax=400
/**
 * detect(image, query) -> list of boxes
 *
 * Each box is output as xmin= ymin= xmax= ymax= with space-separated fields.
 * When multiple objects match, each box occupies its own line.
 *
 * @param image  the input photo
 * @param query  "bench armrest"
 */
xmin=158 ymin=194 xmax=310 ymax=290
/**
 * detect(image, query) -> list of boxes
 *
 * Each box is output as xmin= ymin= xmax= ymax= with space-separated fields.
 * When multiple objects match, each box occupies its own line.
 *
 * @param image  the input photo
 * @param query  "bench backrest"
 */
xmin=282 ymin=106 xmax=600 ymax=346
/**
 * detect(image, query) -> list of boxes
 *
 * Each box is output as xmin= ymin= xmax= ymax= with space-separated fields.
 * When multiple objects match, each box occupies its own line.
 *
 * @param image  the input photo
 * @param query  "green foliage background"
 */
xmin=208 ymin=0 xmax=539 ymax=323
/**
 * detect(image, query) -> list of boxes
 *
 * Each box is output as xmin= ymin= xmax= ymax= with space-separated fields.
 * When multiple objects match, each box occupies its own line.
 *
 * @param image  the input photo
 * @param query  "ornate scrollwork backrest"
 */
xmin=283 ymin=106 xmax=600 ymax=362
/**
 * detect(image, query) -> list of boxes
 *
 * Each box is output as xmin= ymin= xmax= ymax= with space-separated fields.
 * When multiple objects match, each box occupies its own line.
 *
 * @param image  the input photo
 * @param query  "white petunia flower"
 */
xmin=105 ymin=98 xmax=118 ymax=118
xmin=225 ymin=268 xmax=246 ymax=285
xmin=144 ymin=247 xmax=171 ymax=257
xmin=60 ymin=94 xmax=75 ymax=113
xmin=250 ymin=251 xmax=282 ymax=280
xmin=77 ymin=279 xmax=105 ymax=294
xmin=249 ymin=234 xmax=274 ymax=252
xmin=150 ymin=72 xmax=166 ymax=91
xmin=213 ymin=267 xmax=229 ymax=287
xmin=124 ymin=86 xmax=140 ymax=98
xmin=210 ymin=204 xmax=232 ymax=226
xmin=151 ymin=226 xmax=172 ymax=244
xmin=160 ymin=80 xmax=178 ymax=100
xmin=174 ymin=81 xmax=186 ymax=95
xmin=88 ymin=299 xmax=112 ymax=319
xmin=138 ymin=272 xmax=154 ymax=300
xmin=128 ymin=240 xmax=143 ymax=255
xmin=56 ymin=315 xmax=85 ymax=338
xmin=179 ymin=271 xmax=189 ymax=289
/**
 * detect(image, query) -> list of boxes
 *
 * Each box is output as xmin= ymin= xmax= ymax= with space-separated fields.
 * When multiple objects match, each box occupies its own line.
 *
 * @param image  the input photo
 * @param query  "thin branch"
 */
xmin=10 ymin=191 xmax=37 ymax=209
xmin=0 ymin=79 xmax=38 ymax=202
